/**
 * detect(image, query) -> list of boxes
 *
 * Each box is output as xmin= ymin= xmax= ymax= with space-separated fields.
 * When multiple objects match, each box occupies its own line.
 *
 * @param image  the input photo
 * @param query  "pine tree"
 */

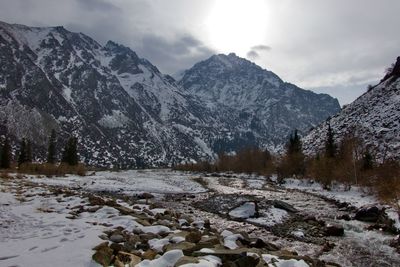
xmin=18 ymin=138 xmax=27 ymax=166
xmin=47 ymin=130 xmax=57 ymax=164
xmin=325 ymin=124 xmax=336 ymax=158
xmin=287 ymin=129 xmax=302 ymax=155
xmin=362 ymin=149 xmax=374 ymax=170
xmin=0 ymin=136 xmax=11 ymax=169
xmin=26 ymin=140 xmax=32 ymax=163
xmin=62 ymin=136 xmax=79 ymax=166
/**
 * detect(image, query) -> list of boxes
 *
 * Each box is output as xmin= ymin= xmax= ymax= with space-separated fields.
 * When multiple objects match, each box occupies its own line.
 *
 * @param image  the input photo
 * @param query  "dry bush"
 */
xmin=18 ymin=163 xmax=87 ymax=176
xmin=371 ymin=160 xmax=400 ymax=205
xmin=174 ymin=148 xmax=275 ymax=176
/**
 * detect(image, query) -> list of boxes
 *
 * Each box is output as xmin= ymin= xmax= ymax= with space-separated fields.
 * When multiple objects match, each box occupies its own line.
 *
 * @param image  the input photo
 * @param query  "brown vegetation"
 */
xmin=17 ymin=163 xmax=87 ymax=176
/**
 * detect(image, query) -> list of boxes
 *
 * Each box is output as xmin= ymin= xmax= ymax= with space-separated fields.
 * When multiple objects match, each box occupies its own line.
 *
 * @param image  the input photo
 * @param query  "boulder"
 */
xmin=175 ymin=256 xmax=200 ymax=266
xmin=110 ymin=233 xmax=125 ymax=243
xmin=233 ymin=255 xmax=260 ymax=267
xmin=185 ymin=231 xmax=202 ymax=243
xmin=142 ymin=249 xmax=158 ymax=260
xmin=92 ymin=246 xmax=114 ymax=267
xmin=324 ymin=223 xmax=344 ymax=236
xmin=165 ymin=242 xmax=196 ymax=255
xmin=354 ymin=205 xmax=384 ymax=222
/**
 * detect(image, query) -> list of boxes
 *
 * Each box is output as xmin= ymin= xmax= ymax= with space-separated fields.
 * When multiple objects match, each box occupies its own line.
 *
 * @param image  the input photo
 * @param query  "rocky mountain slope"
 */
xmin=0 ymin=21 xmax=340 ymax=166
xmin=179 ymin=53 xmax=341 ymax=149
xmin=303 ymin=57 xmax=400 ymax=160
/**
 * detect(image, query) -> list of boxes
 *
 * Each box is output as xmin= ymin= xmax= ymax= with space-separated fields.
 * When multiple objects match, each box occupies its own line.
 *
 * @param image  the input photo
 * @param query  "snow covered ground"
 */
xmin=29 ymin=169 xmax=207 ymax=195
xmin=1 ymin=169 xmax=399 ymax=267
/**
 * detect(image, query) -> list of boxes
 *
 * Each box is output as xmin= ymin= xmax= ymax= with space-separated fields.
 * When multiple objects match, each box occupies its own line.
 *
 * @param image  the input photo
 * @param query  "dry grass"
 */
xmin=18 ymin=163 xmax=87 ymax=177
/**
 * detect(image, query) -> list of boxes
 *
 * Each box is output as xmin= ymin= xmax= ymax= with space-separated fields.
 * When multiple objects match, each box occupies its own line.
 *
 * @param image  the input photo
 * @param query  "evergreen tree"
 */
xmin=0 ymin=136 xmax=11 ymax=169
xmin=62 ymin=136 xmax=79 ymax=166
xmin=47 ymin=130 xmax=57 ymax=164
xmin=26 ymin=140 xmax=32 ymax=163
xmin=325 ymin=124 xmax=336 ymax=158
xmin=362 ymin=149 xmax=374 ymax=170
xmin=287 ymin=129 xmax=302 ymax=155
xmin=17 ymin=138 xmax=27 ymax=166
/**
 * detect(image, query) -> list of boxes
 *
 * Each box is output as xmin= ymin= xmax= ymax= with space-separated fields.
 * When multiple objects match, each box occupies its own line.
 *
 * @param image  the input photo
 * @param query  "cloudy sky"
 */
xmin=1 ymin=0 xmax=399 ymax=105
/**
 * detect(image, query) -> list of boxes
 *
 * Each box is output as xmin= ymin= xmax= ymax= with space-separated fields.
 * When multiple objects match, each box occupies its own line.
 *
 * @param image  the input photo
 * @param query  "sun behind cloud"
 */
xmin=204 ymin=0 xmax=269 ymax=57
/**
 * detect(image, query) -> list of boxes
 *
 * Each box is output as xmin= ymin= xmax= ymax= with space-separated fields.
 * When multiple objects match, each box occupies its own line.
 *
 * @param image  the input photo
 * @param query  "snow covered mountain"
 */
xmin=0 ymin=21 xmax=340 ymax=166
xmin=0 ymin=21 xmax=223 ymax=167
xmin=179 ymin=53 xmax=341 ymax=148
xmin=303 ymin=57 xmax=400 ymax=160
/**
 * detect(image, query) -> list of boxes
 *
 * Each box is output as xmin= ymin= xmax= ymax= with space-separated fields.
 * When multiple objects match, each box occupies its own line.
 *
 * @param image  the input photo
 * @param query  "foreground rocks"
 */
xmin=88 ymin=194 xmax=341 ymax=267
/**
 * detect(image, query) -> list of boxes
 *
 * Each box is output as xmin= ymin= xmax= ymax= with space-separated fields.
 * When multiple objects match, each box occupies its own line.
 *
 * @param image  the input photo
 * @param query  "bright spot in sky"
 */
xmin=205 ymin=0 xmax=269 ymax=56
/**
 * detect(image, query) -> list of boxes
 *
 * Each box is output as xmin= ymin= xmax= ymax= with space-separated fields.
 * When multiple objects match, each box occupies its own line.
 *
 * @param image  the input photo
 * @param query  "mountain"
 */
xmin=0 ymin=21 xmax=340 ymax=167
xmin=0 ymin=21 xmax=223 ymax=167
xmin=179 ymin=53 xmax=341 ymax=149
xmin=302 ymin=57 xmax=400 ymax=160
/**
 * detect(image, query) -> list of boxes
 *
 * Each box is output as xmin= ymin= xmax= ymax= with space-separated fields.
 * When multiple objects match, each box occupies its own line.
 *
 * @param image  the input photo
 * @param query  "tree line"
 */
xmin=175 ymin=125 xmax=399 ymax=204
xmin=0 ymin=129 xmax=82 ymax=174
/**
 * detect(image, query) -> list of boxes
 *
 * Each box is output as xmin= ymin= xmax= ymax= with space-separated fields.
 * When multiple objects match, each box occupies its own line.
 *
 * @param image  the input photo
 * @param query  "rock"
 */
xmin=354 ymin=205 xmax=385 ymax=222
xmin=250 ymin=239 xmax=280 ymax=251
xmin=110 ymin=242 xmax=123 ymax=254
xmin=322 ymin=242 xmax=336 ymax=252
xmin=138 ymin=192 xmax=155 ymax=199
xmin=88 ymin=195 xmax=106 ymax=206
xmin=92 ymin=241 xmax=109 ymax=251
xmin=338 ymin=214 xmax=351 ymax=221
xmin=110 ymin=234 xmax=125 ymax=243
xmin=114 ymin=257 xmax=125 ymax=267
xmin=325 ymin=223 xmax=344 ymax=236
xmin=118 ymin=251 xmax=142 ymax=266
xmin=165 ymin=242 xmax=197 ymax=255
xmin=142 ymin=249 xmax=158 ymax=260
xmin=185 ymin=231 xmax=202 ymax=243
xmin=234 ymin=255 xmax=260 ymax=267
xmin=273 ymin=200 xmax=298 ymax=213
xmin=124 ymin=235 xmax=140 ymax=251
xmin=204 ymin=219 xmax=211 ymax=229
xmin=92 ymin=246 xmax=114 ymax=267
xmin=135 ymin=218 xmax=151 ymax=226
xmin=175 ymin=256 xmax=200 ymax=266
xmin=136 ymin=243 xmax=150 ymax=251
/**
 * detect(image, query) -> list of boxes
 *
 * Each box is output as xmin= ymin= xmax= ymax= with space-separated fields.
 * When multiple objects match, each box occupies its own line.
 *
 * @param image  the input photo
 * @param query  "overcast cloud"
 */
xmin=0 ymin=0 xmax=399 ymax=105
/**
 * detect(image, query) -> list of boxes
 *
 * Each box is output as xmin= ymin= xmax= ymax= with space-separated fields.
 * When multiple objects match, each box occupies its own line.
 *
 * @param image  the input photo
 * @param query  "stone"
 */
xmin=142 ymin=249 xmax=158 ymax=260
xmin=175 ymin=256 xmax=200 ymax=266
xmin=118 ymin=251 xmax=142 ymax=266
xmin=92 ymin=241 xmax=109 ymax=251
xmin=110 ymin=242 xmax=123 ymax=254
xmin=234 ymin=255 xmax=260 ymax=267
xmin=88 ymin=195 xmax=106 ymax=206
xmin=250 ymin=239 xmax=279 ymax=251
xmin=273 ymin=200 xmax=298 ymax=213
xmin=138 ymin=192 xmax=154 ymax=199
xmin=354 ymin=205 xmax=384 ymax=222
xmin=325 ymin=223 xmax=344 ymax=236
xmin=165 ymin=242 xmax=197 ymax=255
xmin=135 ymin=218 xmax=151 ymax=226
xmin=92 ymin=246 xmax=114 ymax=267
xmin=124 ymin=235 xmax=140 ymax=251
xmin=110 ymin=234 xmax=125 ymax=243
xmin=114 ymin=257 xmax=125 ymax=267
xmin=185 ymin=231 xmax=202 ymax=243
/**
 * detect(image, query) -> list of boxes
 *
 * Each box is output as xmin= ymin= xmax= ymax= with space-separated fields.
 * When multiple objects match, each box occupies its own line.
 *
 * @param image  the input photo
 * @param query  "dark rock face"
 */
xmin=179 ymin=53 xmax=341 ymax=151
xmin=324 ymin=223 xmax=344 ymax=236
xmin=0 ymin=21 xmax=340 ymax=166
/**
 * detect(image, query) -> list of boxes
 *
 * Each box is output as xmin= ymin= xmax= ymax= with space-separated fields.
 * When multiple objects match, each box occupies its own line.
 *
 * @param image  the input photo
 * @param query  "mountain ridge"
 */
xmin=0 ymin=21 xmax=341 ymax=166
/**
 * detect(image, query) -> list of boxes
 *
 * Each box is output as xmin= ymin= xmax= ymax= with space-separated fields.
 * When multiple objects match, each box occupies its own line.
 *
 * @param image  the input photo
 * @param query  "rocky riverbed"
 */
xmin=1 ymin=170 xmax=399 ymax=267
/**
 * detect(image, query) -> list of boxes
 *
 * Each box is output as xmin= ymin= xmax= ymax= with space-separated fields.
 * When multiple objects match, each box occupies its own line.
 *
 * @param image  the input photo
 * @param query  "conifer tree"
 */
xmin=362 ymin=149 xmax=374 ymax=170
xmin=47 ymin=130 xmax=57 ymax=164
xmin=18 ymin=138 xmax=27 ymax=166
xmin=0 ymin=136 xmax=11 ymax=169
xmin=26 ymin=140 xmax=32 ymax=163
xmin=325 ymin=124 xmax=336 ymax=158
xmin=62 ymin=136 xmax=79 ymax=166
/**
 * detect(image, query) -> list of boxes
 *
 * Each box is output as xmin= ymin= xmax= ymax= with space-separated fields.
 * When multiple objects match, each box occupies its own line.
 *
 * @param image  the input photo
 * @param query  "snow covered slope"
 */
xmin=303 ymin=57 xmax=400 ymax=160
xmin=179 ymin=53 xmax=341 ymax=148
